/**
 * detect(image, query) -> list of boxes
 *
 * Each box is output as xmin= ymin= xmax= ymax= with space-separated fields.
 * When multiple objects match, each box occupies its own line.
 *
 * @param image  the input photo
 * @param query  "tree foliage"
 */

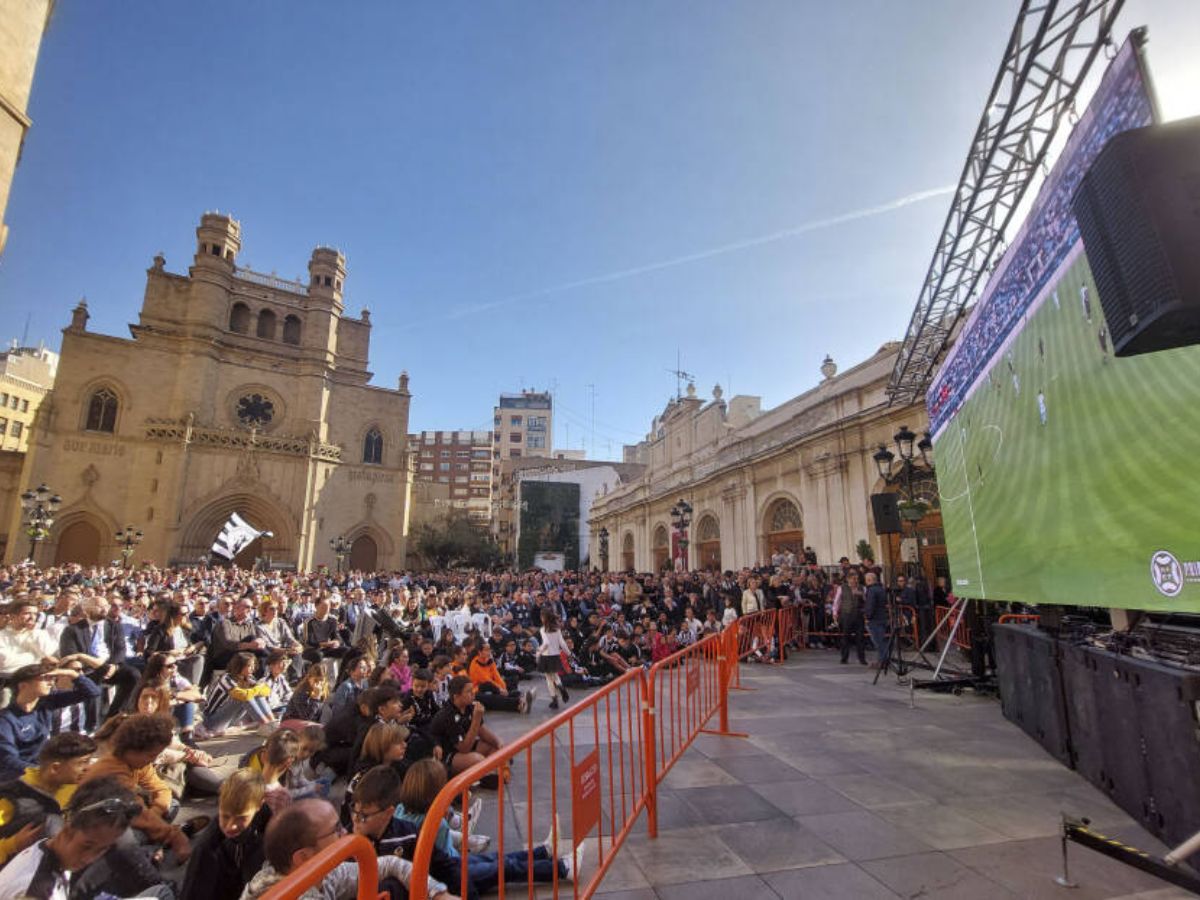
xmin=412 ymin=510 xmax=503 ymax=570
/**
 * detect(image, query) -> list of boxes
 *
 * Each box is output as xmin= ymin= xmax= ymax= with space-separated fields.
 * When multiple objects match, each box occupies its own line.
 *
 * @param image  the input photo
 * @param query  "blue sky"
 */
xmin=2 ymin=1 xmax=1198 ymax=456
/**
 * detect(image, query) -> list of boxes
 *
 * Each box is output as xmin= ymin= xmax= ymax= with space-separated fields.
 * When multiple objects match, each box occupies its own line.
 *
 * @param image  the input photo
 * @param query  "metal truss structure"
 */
xmin=887 ymin=0 xmax=1127 ymax=406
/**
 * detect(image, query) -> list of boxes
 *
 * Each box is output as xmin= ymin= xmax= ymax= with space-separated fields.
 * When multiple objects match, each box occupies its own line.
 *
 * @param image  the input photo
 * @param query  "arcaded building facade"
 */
xmin=9 ymin=213 xmax=412 ymax=570
xmin=588 ymin=345 xmax=945 ymax=581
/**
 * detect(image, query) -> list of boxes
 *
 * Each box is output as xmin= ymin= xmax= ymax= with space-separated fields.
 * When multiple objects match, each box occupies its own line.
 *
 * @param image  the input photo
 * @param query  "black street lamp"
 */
xmin=873 ymin=425 xmax=935 ymax=578
xmin=598 ymin=527 xmax=610 ymax=572
xmin=115 ymin=525 xmax=144 ymax=569
xmin=329 ymin=535 xmax=351 ymax=574
xmin=670 ymin=498 xmax=693 ymax=570
xmin=20 ymin=483 xmax=62 ymax=561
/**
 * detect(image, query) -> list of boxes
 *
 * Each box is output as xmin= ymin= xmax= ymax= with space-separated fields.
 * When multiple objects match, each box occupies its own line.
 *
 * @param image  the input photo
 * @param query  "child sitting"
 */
xmin=0 ymin=732 xmax=96 ymax=865
xmin=196 ymin=652 xmax=275 ymax=739
xmin=180 ymin=769 xmax=272 ymax=900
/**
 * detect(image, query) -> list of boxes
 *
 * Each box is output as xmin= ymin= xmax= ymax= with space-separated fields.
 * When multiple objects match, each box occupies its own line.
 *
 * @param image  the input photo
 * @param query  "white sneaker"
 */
xmin=467 ymin=796 xmax=483 ymax=831
xmin=193 ymin=723 xmax=214 ymax=741
xmin=561 ymin=839 xmax=587 ymax=883
xmin=540 ymin=814 xmax=562 ymax=854
xmin=467 ymin=833 xmax=491 ymax=853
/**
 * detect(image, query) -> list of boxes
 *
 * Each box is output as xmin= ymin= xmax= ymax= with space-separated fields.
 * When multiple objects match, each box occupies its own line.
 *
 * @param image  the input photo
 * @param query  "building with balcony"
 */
xmin=588 ymin=347 xmax=944 ymax=582
xmin=408 ymin=429 xmax=492 ymax=526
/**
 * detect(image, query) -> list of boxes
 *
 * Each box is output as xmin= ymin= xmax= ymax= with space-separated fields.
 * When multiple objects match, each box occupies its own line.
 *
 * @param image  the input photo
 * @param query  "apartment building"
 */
xmin=408 ymin=430 xmax=492 ymax=525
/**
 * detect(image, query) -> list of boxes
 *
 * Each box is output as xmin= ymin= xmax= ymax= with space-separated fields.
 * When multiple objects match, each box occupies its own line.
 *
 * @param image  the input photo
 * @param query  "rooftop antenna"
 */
xmin=587 ymin=383 xmax=596 ymax=458
xmin=20 ymin=312 xmax=30 ymax=348
xmin=666 ymin=349 xmax=694 ymax=400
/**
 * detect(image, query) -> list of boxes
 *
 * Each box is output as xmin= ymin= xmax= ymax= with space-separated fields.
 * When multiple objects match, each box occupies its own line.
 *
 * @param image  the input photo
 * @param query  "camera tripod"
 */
xmin=872 ymin=594 xmax=928 ymax=685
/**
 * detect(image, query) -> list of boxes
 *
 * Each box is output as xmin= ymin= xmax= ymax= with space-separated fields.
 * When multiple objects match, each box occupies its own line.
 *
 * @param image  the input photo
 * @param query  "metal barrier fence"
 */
xmin=265 ymin=617 xmax=760 ymax=899
xmin=936 ymin=604 xmax=974 ymax=650
xmin=998 ymin=613 xmax=1040 ymax=625
xmin=261 ymin=834 xmax=381 ymax=900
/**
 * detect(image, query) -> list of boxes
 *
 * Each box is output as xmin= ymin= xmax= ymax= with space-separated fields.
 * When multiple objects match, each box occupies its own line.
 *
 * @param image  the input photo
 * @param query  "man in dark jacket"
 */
xmin=57 ymin=598 xmax=139 ymax=728
xmin=0 ymin=665 xmax=99 ymax=782
xmin=863 ymin=571 xmax=890 ymax=666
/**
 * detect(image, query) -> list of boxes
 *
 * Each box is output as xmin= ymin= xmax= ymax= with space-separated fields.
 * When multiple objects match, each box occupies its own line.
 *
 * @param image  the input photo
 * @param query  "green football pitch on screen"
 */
xmin=934 ymin=247 xmax=1200 ymax=611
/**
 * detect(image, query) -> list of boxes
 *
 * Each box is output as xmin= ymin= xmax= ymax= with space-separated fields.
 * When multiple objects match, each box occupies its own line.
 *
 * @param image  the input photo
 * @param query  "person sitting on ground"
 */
xmin=384 ymin=643 xmax=413 ymax=694
xmin=429 ymin=677 xmax=503 ymax=783
xmin=349 ymin=765 xmax=477 ymax=900
xmin=467 ymin=644 xmax=532 ymax=714
xmin=292 ymin=725 xmax=334 ymax=799
xmin=329 ymin=656 xmax=370 ymax=718
xmin=80 ymin=712 xmax=193 ymax=864
xmin=211 ymin=597 xmax=267 ymax=671
xmin=0 ymin=601 xmax=61 ymax=680
xmin=283 ymin=663 xmax=330 ymax=724
xmin=180 ymin=770 xmax=272 ymax=900
xmin=58 ymin=597 xmax=142 ymax=729
xmin=0 ymin=664 xmax=100 ymax=782
xmin=0 ymin=732 xmax=96 ymax=866
xmin=262 ymin=648 xmax=294 ymax=718
xmin=242 ymin=729 xmax=301 ymax=811
xmin=339 ymin=721 xmax=409 ymax=827
xmin=196 ymin=651 xmax=276 ymax=739
xmin=138 ymin=652 xmax=207 ymax=746
xmin=394 ymin=758 xmax=582 ymax=895
xmin=122 ymin=685 xmax=220 ymax=798
xmin=0 ymin=775 xmax=141 ymax=900
xmin=239 ymin=797 xmax=457 ymax=900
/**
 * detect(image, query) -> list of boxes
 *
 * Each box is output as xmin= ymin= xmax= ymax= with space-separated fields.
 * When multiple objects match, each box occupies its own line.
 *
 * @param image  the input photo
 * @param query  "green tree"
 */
xmin=412 ymin=510 xmax=503 ymax=570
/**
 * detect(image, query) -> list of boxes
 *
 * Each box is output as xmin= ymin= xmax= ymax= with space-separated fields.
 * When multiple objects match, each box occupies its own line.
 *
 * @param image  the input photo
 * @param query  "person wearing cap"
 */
xmin=0 ymin=665 xmax=99 ymax=783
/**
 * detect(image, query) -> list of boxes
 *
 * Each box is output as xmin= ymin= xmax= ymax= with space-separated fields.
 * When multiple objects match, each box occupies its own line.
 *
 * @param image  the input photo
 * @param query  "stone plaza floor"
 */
xmin=567 ymin=652 xmax=1195 ymax=900
xmin=182 ymin=651 xmax=1196 ymax=899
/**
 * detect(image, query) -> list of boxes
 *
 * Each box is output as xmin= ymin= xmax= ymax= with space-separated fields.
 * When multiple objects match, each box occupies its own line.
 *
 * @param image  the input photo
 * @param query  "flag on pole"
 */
xmin=211 ymin=513 xmax=273 ymax=560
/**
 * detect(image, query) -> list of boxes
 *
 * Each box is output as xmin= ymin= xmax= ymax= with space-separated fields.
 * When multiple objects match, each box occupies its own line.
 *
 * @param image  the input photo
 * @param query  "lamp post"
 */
xmin=873 ymin=425 xmax=934 ymax=579
xmin=329 ymin=535 xmax=351 ymax=574
xmin=20 ymin=483 xmax=62 ymax=561
xmin=670 ymin=498 xmax=693 ymax=571
xmin=598 ymin=527 xmax=610 ymax=572
xmin=115 ymin=525 xmax=144 ymax=569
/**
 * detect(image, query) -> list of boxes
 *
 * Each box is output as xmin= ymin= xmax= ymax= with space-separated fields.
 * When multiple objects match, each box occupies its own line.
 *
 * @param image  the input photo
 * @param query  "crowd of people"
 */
xmin=0 ymin=553 xmax=948 ymax=899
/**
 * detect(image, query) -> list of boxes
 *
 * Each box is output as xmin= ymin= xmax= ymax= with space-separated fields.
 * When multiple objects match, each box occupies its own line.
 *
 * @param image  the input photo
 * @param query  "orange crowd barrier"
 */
xmin=406 ymin=666 xmax=649 ymax=900
xmin=261 ymin=834 xmax=381 ymax=900
xmin=268 ymin=617 xmax=787 ymax=899
xmin=936 ymin=604 xmax=973 ymax=650
xmin=998 ymin=613 xmax=1040 ymax=625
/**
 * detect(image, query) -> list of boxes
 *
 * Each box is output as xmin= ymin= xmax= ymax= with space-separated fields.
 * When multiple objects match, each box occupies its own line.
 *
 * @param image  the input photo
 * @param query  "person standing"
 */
xmin=863 ymin=572 xmax=889 ymax=667
xmin=536 ymin=611 xmax=570 ymax=712
xmin=836 ymin=571 xmax=867 ymax=665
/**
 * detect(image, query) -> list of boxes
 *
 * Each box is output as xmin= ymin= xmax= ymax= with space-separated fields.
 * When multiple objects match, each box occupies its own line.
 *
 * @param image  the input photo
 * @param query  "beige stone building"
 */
xmin=8 ymin=212 xmax=412 ymax=570
xmin=588 ymin=346 xmax=945 ymax=582
xmin=0 ymin=0 xmax=53 ymax=257
xmin=0 ymin=343 xmax=56 ymax=453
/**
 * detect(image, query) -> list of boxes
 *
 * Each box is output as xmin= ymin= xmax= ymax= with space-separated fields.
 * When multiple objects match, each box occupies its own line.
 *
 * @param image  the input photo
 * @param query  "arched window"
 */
xmin=85 ymin=388 xmax=118 ymax=433
xmin=282 ymin=315 xmax=302 ymax=345
xmin=363 ymin=428 xmax=383 ymax=465
xmin=229 ymin=302 xmax=250 ymax=333
xmin=256 ymin=309 xmax=277 ymax=339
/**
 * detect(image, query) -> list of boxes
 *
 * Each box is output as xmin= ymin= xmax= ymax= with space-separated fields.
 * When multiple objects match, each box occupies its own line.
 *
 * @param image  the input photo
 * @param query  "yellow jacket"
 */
xmin=0 ymin=767 xmax=77 ymax=865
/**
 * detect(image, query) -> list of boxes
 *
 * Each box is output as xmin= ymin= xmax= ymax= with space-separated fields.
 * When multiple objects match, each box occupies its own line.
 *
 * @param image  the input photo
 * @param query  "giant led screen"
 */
xmin=928 ymin=37 xmax=1200 ymax=612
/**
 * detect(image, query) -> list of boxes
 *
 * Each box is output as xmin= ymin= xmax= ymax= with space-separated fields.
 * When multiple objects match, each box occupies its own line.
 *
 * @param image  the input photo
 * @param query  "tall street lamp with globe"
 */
xmin=20 ymin=483 xmax=62 ymax=561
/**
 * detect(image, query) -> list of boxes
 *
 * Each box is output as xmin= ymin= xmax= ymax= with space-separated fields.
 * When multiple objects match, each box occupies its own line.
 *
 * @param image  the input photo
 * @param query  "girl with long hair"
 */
xmin=536 ymin=609 xmax=570 ymax=711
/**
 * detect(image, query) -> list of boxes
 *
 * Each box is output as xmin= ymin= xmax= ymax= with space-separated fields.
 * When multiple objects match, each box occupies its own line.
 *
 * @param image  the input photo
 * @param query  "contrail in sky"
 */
xmin=445 ymin=183 xmax=955 ymax=320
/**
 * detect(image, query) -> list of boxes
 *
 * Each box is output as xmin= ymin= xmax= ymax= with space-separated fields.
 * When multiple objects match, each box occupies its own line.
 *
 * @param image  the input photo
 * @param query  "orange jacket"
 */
xmin=468 ymin=656 xmax=506 ymax=693
xmin=81 ymin=755 xmax=181 ymax=845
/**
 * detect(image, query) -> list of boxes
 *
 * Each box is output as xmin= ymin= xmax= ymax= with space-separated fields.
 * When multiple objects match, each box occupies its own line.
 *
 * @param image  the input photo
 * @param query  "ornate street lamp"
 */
xmin=20 ymin=483 xmax=62 ymax=561
xmin=329 ymin=535 xmax=351 ymax=574
xmin=115 ymin=525 xmax=144 ymax=569
xmin=873 ymin=426 xmax=936 ymax=578
xmin=598 ymin=527 xmax=610 ymax=572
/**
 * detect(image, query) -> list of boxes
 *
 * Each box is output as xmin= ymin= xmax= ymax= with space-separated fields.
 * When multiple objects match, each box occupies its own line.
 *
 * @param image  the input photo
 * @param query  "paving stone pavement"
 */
xmin=174 ymin=654 xmax=1198 ymax=899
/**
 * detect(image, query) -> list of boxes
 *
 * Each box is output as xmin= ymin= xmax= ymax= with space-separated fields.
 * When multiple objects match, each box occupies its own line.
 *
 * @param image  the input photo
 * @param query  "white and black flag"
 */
xmin=211 ymin=513 xmax=273 ymax=560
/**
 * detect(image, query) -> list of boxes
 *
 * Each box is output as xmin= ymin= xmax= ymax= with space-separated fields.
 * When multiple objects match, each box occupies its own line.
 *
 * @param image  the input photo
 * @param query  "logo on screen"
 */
xmin=1150 ymin=550 xmax=1184 ymax=597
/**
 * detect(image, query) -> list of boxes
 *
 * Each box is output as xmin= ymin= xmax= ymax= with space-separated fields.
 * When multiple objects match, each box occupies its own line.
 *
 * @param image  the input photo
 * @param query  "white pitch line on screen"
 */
xmin=939 ymin=425 xmax=1004 ymax=503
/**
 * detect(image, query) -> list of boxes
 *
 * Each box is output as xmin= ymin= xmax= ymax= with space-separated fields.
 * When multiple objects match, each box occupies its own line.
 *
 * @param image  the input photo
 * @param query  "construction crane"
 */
xmin=887 ymin=0 xmax=1127 ymax=406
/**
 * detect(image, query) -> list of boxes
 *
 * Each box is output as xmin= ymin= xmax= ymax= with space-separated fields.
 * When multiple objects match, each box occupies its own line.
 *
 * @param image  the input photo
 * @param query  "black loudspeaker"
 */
xmin=870 ymin=493 xmax=901 ymax=535
xmin=1071 ymin=116 xmax=1200 ymax=356
xmin=992 ymin=623 xmax=1072 ymax=766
